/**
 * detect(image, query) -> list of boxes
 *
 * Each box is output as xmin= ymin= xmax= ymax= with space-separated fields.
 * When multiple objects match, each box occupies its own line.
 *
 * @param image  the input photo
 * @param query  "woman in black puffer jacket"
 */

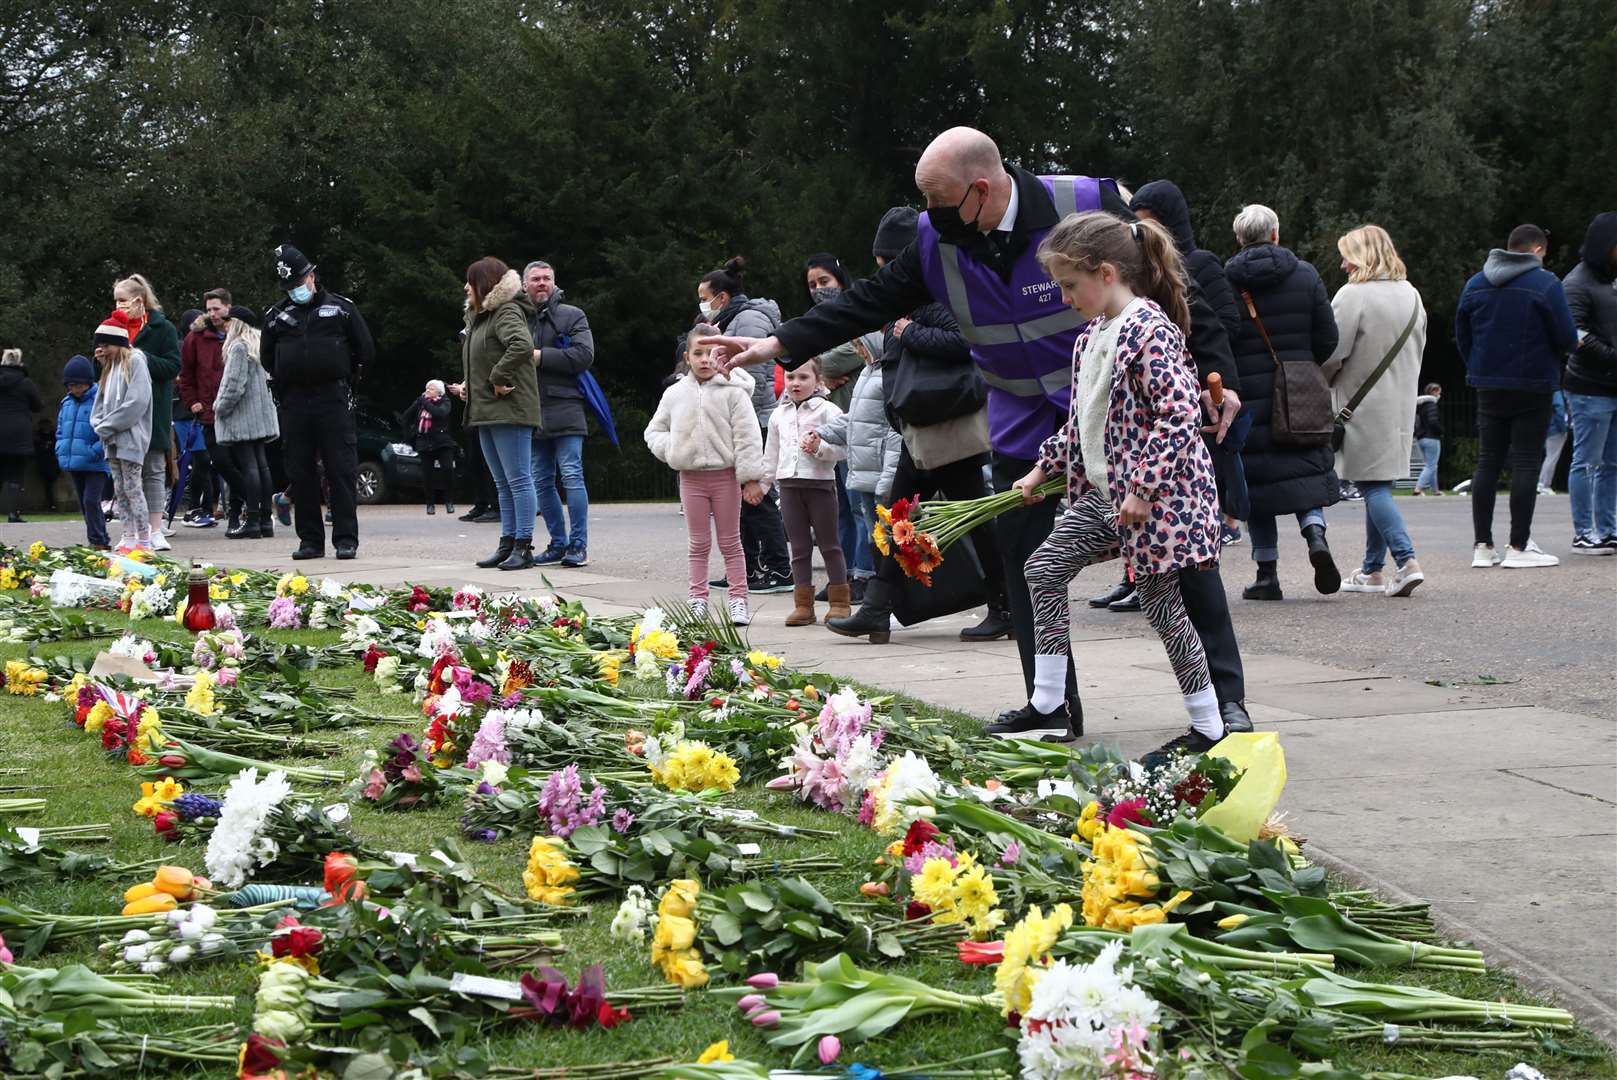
xmin=1224 ymin=204 xmax=1342 ymax=600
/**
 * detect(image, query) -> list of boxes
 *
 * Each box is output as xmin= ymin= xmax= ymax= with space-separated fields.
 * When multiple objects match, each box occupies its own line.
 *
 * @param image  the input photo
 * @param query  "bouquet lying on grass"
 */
xmin=874 ymin=480 xmax=1065 ymax=585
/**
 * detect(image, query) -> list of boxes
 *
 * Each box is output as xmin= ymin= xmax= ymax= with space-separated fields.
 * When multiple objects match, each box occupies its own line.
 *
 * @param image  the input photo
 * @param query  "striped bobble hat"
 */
xmin=94 ymin=310 xmax=136 ymax=347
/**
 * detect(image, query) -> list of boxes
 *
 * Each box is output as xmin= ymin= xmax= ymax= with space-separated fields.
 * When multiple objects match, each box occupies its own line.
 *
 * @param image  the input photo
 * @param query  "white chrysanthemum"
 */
xmin=318 ymin=577 xmax=346 ymax=600
xmin=883 ymin=751 xmax=940 ymax=825
xmin=827 ymin=685 xmax=862 ymax=719
xmin=838 ymin=732 xmax=885 ymax=807
xmin=109 ymin=634 xmax=155 ymax=660
xmin=637 ymin=606 xmax=665 ymax=637
xmin=416 ymin=619 xmax=458 ymax=658
xmin=204 ymin=768 xmax=293 ymax=888
xmin=342 ymin=613 xmax=382 ymax=644
xmin=1017 ymin=942 xmax=1161 ymax=1080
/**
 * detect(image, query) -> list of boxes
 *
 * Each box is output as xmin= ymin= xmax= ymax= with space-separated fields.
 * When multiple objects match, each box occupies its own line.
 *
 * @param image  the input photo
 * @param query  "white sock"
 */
xmin=1030 ymin=655 xmax=1068 ymax=714
xmin=1185 ymin=687 xmax=1221 ymax=738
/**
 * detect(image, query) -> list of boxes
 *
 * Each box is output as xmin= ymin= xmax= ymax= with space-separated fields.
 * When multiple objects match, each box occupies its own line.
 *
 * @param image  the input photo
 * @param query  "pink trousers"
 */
xmin=680 ymin=468 xmax=748 ymax=601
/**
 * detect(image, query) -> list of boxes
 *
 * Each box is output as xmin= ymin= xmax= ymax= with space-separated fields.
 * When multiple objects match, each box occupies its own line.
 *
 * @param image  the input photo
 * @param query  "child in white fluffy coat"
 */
xmin=761 ymin=358 xmax=849 ymax=625
xmin=645 ymin=329 xmax=765 ymax=624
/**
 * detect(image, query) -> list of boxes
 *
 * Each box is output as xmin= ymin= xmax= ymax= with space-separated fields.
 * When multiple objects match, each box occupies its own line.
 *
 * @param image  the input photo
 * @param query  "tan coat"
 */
xmin=1323 ymin=280 xmax=1427 ymax=483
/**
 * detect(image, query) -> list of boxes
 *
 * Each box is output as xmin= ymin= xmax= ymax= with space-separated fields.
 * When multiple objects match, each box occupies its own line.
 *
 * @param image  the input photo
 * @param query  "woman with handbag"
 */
xmin=1225 ymin=204 xmax=1343 ymax=601
xmin=1323 ymin=226 xmax=1428 ymax=597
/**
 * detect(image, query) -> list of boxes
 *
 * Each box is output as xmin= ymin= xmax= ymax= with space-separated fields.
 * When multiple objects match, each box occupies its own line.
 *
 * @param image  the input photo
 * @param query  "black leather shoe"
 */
xmin=1088 ymin=580 xmax=1134 ymax=608
xmin=498 ymin=539 xmax=534 ymax=571
xmin=291 ymin=545 xmax=324 ymax=560
xmin=426 ymin=504 xmax=436 ymax=515
xmin=1221 ymin=701 xmax=1254 ymax=733
xmin=1108 ymin=589 xmax=1141 ymax=612
xmin=459 ymin=506 xmax=486 ymax=522
xmin=1243 ymin=562 xmax=1283 ymax=601
xmin=826 ymin=603 xmax=893 ymax=643
xmin=472 ymin=510 xmax=501 ymax=523
xmin=335 ymin=545 xmax=357 ymax=560
xmin=960 ymin=609 xmax=1014 ymax=642
xmin=1302 ymin=524 xmax=1341 ymax=595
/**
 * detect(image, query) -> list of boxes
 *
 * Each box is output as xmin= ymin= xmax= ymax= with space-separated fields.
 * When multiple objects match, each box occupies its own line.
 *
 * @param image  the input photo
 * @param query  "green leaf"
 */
xmin=344 ymin=1053 xmax=398 ymax=1080
xmin=407 ymin=1005 xmax=442 ymax=1036
xmin=710 ymin=912 xmax=743 ymax=946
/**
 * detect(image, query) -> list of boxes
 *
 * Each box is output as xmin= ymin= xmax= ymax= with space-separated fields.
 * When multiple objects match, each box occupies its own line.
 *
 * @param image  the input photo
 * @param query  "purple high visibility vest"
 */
xmin=916 ymin=175 xmax=1110 ymax=460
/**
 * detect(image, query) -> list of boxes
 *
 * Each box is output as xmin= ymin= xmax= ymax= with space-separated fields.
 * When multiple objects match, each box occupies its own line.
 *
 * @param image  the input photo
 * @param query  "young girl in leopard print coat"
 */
xmin=1010 ymin=211 xmax=1227 ymax=766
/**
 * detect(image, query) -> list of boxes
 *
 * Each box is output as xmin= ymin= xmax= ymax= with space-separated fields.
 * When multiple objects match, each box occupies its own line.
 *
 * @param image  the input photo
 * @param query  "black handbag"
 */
xmin=891 ymin=533 xmax=988 ymax=627
xmin=883 ymin=341 xmax=988 ymax=425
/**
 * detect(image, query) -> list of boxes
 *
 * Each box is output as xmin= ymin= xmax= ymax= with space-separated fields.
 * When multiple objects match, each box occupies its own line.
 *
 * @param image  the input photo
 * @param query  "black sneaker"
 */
xmin=1571 ymin=535 xmax=1614 ymax=556
xmin=459 ymin=506 xmax=486 ymax=522
xmin=273 ymin=493 xmax=293 ymax=526
xmin=560 ymin=544 xmax=588 ymax=568
xmin=709 ymin=576 xmax=729 ymax=589
xmin=985 ymin=702 xmax=1071 ymax=740
xmin=472 ymin=509 xmax=501 ymax=523
xmin=1140 ymin=726 xmax=1224 ymax=770
xmin=534 ymin=543 xmax=567 ymax=565
xmin=1088 ymin=581 xmax=1133 ymax=608
xmin=751 ymin=570 xmax=794 ymax=594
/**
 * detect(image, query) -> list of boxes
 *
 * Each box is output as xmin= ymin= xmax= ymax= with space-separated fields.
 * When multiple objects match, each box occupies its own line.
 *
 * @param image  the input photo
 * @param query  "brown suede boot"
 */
xmin=826 ymin=582 xmax=852 ymax=620
xmin=784 ymin=585 xmax=818 ymax=626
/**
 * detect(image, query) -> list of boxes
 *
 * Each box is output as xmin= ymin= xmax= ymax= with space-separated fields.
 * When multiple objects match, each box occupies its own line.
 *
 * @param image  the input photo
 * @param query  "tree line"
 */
xmin=3 ymin=0 xmax=1612 ymax=437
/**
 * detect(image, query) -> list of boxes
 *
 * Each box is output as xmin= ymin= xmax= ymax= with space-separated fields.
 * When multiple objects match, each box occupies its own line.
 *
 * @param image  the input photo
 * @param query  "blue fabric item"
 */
xmin=531 ymin=433 xmax=588 ymax=548
xmin=850 ymin=488 xmax=879 ymax=579
xmin=1568 ymin=391 xmax=1617 ymax=539
xmin=577 ymin=370 xmax=619 ymax=447
xmin=1417 ymin=437 xmax=1442 ymax=493
xmin=1358 ymin=480 xmax=1416 ymax=573
xmin=1547 ymin=390 xmax=1570 ymax=437
xmin=1248 ymin=508 xmax=1325 ymax=563
xmin=55 ymin=385 xmax=108 ymax=472
xmin=480 ymin=423 xmax=537 ymax=540
xmin=835 ymin=461 xmax=871 ymax=576
xmin=221 ymin=883 xmax=330 ymax=910
xmin=63 ymin=354 xmax=95 ymax=384
xmin=1456 ymin=254 xmax=1579 ymax=392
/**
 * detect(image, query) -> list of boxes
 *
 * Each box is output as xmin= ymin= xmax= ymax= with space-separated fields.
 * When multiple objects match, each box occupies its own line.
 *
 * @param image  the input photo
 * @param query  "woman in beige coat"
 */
xmin=1322 ymin=225 xmax=1428 ymax=597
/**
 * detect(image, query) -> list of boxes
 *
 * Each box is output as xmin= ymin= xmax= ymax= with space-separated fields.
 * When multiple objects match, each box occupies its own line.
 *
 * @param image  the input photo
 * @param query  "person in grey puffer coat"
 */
xmin=817 ymin=353 xmax=901 ymax=589
xmin=213 ymin=307 xmax=281 ymax=539
xmin=696 ymin=256 xmax=792 ymax=590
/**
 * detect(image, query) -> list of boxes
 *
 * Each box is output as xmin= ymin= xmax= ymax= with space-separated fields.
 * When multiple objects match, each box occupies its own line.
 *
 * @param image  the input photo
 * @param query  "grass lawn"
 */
xmin=3 ymin=606 xmax=1614 ymax=1078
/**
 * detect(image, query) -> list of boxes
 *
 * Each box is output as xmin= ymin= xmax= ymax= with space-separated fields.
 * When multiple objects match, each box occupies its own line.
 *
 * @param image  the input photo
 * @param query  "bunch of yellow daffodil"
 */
xmin=522 ymin=836 xmax=580 ymax=906
xmin=135 ymin=705 xmax=163 ymax=750
xmin=993 ymin=902 xmax=1074 ymax=1017
xmin=650 ymin=740 xmax=740 ymax=793
xmin=745 ymin=649 xmax=782 ymax=670
xmin=596 ymin=651 xmax=623 ymax=687
xmin=3 ymin=659 xmax=48 ymax=696
xmin=1081 ymin=822 xmax=1192 ymax=931
xmin=133 ymin=777 xmax=184 ymax=817
xmin=650 ymin=878 xmax=709 ymax=989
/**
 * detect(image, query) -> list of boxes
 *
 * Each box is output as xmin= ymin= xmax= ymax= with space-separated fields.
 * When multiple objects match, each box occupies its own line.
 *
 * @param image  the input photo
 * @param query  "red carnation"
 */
xmin=901 ymin=818 xmax=940 ymax=857
xmin=1105 ymin=798 xmax=1150 ymax=829
xmin=905 ymin=900 xmax=932 ymax=921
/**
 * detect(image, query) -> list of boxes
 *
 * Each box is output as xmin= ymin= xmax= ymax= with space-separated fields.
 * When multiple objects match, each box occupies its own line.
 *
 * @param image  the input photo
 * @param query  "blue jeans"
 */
xmin=849 ymin=489 xmax=879 ymax=580
xmin=531 ymin=434 xmax=588 ymax=550
xmin=1357 ymin=480 xmax=1415 ymax=573
xmin=1247 ymin=508 xmax=1325 ymax=563
xmin=1417 ymin=437 xmax=1441 ymax=494
xmin=835 ymin=462 xmax=871 ymax=577
xmin=1567 ymin=392 xmax=1617 ymax=541
xmin=478 ymin=424 xmax=537 ymax=541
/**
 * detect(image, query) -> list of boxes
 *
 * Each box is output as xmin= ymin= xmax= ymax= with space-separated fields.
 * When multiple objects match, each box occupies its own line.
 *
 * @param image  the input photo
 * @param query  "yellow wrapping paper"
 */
xmin=1197 ymin=731 xmax=1287 ymax=842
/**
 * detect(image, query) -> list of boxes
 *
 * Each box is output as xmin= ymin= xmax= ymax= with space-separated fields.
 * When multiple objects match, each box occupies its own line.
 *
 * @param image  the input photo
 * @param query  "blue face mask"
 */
xmin=289 ymin=284 xmax=314 ymax=304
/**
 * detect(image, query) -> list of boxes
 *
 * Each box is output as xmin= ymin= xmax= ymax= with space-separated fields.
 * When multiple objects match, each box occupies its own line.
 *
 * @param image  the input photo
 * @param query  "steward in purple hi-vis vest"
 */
xmin=914 ymin=174 xmax=1110 ymax=460
xmin=772 ymin=164 xmax=1124 ymax=463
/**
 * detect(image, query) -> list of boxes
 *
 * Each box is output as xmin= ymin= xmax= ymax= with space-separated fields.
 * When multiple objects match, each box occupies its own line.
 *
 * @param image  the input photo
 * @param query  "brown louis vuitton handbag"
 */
xmin=1242 ymin=289 xmax=1333 ymax=448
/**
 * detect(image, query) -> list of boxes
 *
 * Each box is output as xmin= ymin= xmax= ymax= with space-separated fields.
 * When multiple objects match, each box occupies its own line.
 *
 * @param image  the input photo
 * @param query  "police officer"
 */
xmin=262 ymin=244 xmax=374 ymax=560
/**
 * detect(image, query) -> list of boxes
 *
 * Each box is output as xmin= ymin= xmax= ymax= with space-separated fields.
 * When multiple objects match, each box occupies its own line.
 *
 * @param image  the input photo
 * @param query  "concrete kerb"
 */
xmin=1302 ymin=840 xmax=1617 ymax=1047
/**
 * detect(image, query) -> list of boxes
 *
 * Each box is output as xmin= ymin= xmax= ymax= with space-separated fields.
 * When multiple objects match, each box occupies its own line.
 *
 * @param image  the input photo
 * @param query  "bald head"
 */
xmin=916 ymin=127 xmax=1005 ymax=190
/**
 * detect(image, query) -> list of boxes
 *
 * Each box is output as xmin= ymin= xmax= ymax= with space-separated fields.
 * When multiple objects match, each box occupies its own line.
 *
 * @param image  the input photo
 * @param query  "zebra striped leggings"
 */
xmin=1024 ymin=489 xmax=1212 ymax=698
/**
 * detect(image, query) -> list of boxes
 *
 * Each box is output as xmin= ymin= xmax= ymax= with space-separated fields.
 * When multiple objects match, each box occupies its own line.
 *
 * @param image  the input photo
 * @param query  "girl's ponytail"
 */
xmin=1132 ymin=218 xmax=1190 ymax=334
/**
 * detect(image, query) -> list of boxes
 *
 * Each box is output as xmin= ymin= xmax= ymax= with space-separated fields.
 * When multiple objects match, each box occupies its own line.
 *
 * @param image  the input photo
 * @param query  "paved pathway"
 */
xmin=6 ymin=500 xmax=1614 ymax=1036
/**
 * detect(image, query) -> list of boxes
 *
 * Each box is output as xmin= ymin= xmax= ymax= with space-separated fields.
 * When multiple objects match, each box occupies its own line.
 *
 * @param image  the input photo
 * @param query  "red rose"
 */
xmin=905 ymin=900 xmax=932 ymax=921
xmin=238 ymin=1033 xmax=286 ymax=1076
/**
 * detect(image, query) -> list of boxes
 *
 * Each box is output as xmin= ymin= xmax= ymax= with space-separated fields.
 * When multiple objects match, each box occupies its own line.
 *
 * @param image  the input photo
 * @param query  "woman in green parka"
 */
xmin=449 ymin=256 xmax=539 ymax=570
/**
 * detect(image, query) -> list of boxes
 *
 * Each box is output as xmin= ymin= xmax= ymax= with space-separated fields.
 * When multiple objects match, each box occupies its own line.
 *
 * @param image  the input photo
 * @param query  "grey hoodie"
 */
xmin=1482 ymin=248 xmax=1544 ymax=287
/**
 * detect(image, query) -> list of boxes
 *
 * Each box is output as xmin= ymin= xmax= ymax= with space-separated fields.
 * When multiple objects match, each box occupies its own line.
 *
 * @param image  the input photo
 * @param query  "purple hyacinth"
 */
xmin=172 ymin=793 xmax=224 ymax=821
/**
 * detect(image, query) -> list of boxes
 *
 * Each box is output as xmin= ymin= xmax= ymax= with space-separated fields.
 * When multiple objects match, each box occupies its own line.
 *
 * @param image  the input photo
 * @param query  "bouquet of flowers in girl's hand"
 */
xmin=874 ymin=480 xmax=1065 ymax=585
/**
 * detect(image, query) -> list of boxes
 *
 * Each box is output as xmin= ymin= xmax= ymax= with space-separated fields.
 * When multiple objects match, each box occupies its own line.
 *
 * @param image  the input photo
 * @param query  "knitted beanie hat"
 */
xmin=94 ymin=310 xmax=135 ymax=348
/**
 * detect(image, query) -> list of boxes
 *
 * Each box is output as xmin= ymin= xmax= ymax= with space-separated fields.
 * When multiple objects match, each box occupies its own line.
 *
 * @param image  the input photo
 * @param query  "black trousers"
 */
xmin=1472 ymin=389 xmax=1552 ymax=550
xmin=991 ymin=454 xmax=1079 ymax=704
xmin=422 ymin=445 xmax=455 ymax=502
xmin=870 ymin=446 xmax=1006 ymax=607
xmin=226 ymin=438 xmax=274 ymax=525
xmin=281 ymin=385 xmax=358 ymax=550
xmin=1177 ymin=564 xmax=1245 ymax=706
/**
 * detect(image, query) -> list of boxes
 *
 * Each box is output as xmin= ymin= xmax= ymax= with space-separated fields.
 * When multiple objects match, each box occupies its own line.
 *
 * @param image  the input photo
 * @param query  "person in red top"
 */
xmin=178 ymin=288 xmax=247 ymax=531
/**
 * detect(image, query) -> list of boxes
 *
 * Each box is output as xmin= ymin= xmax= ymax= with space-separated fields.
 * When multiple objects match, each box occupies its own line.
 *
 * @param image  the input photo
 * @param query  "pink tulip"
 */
xmin=744 ymin=1002 xmax=770 ymax=1020
xmin=0 ymin=932 xmax=12 ymax=965
xmin=818 ymin=1035 xmax=841 ymax=1064
xmin=765 ymin=775 xmax=798 ymax=789
xmin=746 ymin=972 xmax=779 ymax=989
xmin=750 ymin=1010 xmax=781 ymax=1028
xmin=736 ymin=994 xmax=766 ymax=1011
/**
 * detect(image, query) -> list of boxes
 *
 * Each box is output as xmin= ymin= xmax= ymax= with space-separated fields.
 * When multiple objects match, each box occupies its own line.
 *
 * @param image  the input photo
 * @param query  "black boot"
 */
xmin=229 ymin=512 xmax=261 ymax=539
xmin=1302 ymin=523 xmax=1341 ymax=595
xmin=960 ymin=608 xmax=1014 ymax=642
xmin=1242 ymin=561 xmax=1283 ymax=601
xmin=426 ymin=502 xmax=436 ymax=515
xmin=225 ymin=506 xmax=247 ymax=539
xmin=444 ymin=499 xmax=455 ymax=514
xmin=259 ymin=509 xmax=273 ymax=539
xmin=497 ymin=538 xmax=534 ymax=571
xmin=826 ymin=588 xmax=894 ymax=643
xmin=476 ymin=535 xmax=515 ymax=569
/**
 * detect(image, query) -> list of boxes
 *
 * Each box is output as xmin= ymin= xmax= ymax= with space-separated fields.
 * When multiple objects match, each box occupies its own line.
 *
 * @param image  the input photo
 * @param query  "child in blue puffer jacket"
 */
xmin=55 ymin=354 xmax=111 ymax=549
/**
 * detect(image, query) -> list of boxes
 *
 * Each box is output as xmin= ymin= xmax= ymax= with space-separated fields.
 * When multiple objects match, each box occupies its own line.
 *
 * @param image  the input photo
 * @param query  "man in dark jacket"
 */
xmin=700 ymin=128 xmax=1251 ymax=755
xmin=523 ymin=261 xmax=596 ymax=567
xmin=178 ymin=288 xmax=248 ymax=531
xmin=1560 ymin=212 xmax=1617 ymax=552
xmin=1456 ymin=224 xmax=1578 ymax=563
xmin=262 ymin=243 xmax=375 ymax=561
xmin=1131 ymin=181 xmax=1241 ymax=343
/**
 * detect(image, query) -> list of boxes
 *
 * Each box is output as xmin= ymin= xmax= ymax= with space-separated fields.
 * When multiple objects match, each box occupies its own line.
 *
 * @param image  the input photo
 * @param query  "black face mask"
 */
xmin=926 ymin=184 xmax=985 ymax=246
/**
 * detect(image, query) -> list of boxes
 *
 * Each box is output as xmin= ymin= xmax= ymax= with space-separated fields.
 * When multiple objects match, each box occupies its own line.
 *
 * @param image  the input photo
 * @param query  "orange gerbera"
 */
xmin=892 ymin=519 xmax=916 ymax=545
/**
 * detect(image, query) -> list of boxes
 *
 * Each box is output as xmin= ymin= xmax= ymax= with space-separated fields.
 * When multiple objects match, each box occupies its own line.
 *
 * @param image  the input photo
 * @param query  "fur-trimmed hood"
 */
xmin=482 ymin=269 xmax=523 ymax=312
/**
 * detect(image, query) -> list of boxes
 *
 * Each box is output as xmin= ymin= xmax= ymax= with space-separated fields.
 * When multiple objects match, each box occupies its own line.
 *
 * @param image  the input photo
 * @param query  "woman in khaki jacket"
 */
xmin=450 ymin=257 xmax=539 ymax=571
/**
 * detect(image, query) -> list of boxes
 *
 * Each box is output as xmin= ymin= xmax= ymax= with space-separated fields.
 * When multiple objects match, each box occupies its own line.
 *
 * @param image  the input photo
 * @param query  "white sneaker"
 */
xmin=1500 ymin=540 xmax=1558 ymax=568
xmin=149 ymin=534 xmax=172 ymax=552
xmin=1340 ymin=569 xmax=1385 ymax=593
xmin=1385 ymin=558 xmax=1425 ymax=597
xmin=688 ymin=598 xmax=707 ymax=619
xmin=728 ymin=598 xmax=750 ymax=627
xmin=1471 ymin=543 xmax=1502 ymax=568
xmin=1536 ymin=484 xmax=1556 ymax=496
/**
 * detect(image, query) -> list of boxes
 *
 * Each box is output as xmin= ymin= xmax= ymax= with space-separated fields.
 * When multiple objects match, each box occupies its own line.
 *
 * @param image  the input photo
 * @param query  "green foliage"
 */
xmin=2 ymin=0 xmax=1612 ymax=423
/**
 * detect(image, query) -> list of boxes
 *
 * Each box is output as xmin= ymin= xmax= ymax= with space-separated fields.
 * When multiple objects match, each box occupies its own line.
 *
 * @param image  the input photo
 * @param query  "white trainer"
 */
xmin=1471 ymin=543 xmax=1501 ymax=568
xmin=728 ymin=598 xmax=751 ymax=627
xmin=1340 ymin=569 xmax=1385 ymax=593
xmin=149 ymin=534 xmax=173 ymax=552
xmin=688 ymin=598 xmax=707 ymax=619
xmin=1385 ymin=558 xmax=1425 ymax=597
xmin=1500 ymin=540 xmax=1559 ymax=568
